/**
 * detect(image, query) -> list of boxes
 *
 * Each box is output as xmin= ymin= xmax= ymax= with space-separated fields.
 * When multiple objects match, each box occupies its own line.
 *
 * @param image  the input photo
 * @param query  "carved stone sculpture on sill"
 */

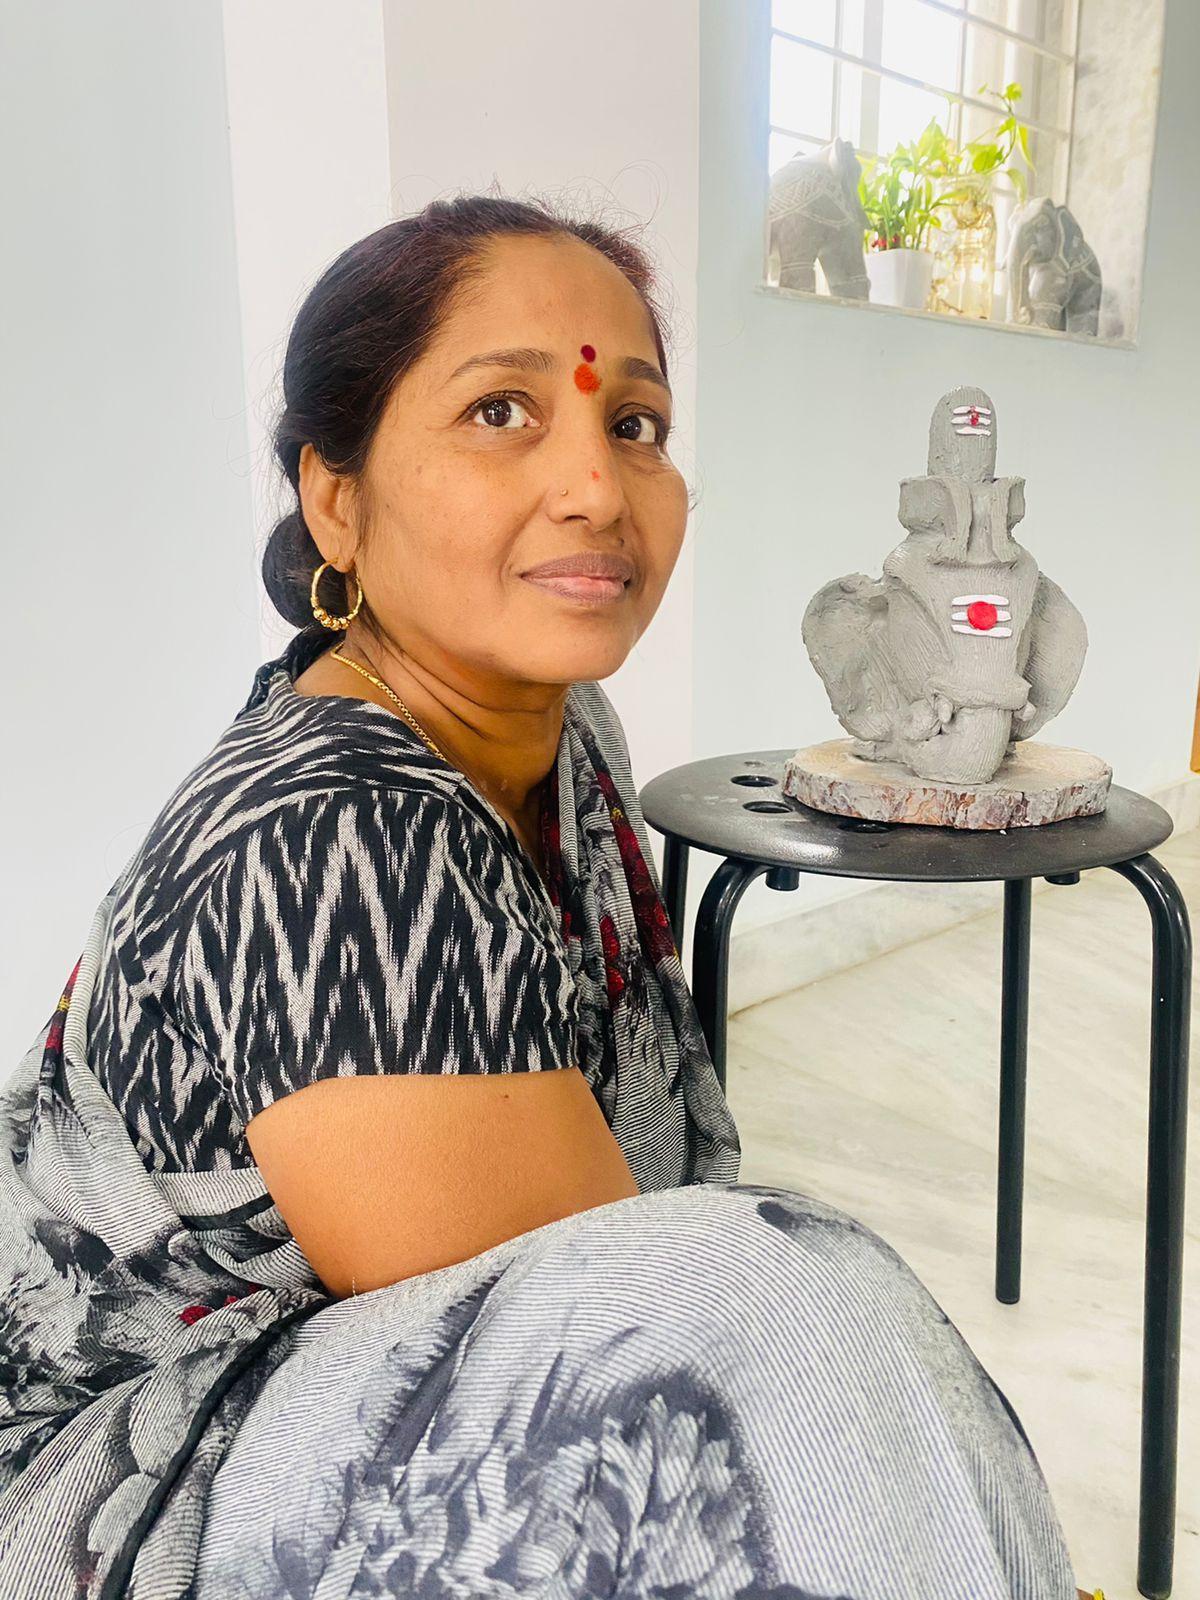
xmin=787 ymin=385 xmax=1112 ymax=830
xmin=767 ymin=138 xmax=870 ymax=300
xmin=1006 ymin=196 xmax=1102 ymax=337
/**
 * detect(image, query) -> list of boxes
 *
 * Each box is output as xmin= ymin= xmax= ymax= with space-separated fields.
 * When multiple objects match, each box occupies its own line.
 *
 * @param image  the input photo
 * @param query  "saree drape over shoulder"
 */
xmin=0 ymin=627 xmax=1077 ymax=1599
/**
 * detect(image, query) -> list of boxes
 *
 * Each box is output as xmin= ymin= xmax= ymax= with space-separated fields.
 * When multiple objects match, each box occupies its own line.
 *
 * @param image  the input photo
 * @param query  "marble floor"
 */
xmin=728 ymin=824 xmax=1199 ymax=1600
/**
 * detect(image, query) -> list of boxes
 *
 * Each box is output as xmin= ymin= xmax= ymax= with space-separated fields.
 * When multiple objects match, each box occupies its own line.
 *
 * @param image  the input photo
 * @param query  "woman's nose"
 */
xmin=547 ymin=438 xmax=627 ymax=526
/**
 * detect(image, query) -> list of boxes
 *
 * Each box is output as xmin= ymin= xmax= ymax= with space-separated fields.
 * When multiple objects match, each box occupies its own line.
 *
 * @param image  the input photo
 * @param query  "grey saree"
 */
xmin=0 ymin=625 xmax=1078 ymax=1598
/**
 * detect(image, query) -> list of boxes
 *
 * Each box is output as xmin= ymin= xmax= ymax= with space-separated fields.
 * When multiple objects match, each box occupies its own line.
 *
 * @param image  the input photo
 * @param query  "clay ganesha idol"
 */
xmin=801 ymin=385 xmax=1088 ymax=787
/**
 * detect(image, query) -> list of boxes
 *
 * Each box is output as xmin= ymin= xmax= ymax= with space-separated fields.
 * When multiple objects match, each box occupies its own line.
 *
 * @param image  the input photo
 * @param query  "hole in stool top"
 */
xmin=744 ymin=800 xmax=792 ymax=814
xmin=731 ymin=773 xmax=777 ymax=787
xmin=836 ymin=816 xmax=894 ymax=832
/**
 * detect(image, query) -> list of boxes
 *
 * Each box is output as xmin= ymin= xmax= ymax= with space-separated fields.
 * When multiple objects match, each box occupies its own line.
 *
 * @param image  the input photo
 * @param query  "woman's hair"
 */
xmin=262 ymin=192 xmax=674 ymax=629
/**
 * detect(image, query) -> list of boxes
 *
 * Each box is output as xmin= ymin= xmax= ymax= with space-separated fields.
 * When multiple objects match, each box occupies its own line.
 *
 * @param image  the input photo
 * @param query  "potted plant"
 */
xmin=857 ymin=119 xmax=957 ymax=310
xmin=930 ymin=83 xmax=1033 ymax=320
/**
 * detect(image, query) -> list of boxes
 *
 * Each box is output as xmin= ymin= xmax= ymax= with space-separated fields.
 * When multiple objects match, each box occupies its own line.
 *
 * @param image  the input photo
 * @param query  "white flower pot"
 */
xmin=866 ymin=247 xmax=935 ymax=310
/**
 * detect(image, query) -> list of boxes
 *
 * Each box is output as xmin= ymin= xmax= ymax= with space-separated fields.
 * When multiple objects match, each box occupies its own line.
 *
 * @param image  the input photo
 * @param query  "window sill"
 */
xmin=755 ymin=281 xmax=1138 ymax=353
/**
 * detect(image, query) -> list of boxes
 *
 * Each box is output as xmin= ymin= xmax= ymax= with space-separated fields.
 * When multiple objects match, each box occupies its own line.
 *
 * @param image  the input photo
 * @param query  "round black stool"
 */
xmin=640 ymin=749 xmax=1191 ymax=1600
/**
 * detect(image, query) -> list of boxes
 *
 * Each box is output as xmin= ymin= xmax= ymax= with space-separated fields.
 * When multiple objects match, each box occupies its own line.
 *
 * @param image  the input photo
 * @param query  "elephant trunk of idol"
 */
xmin=1008 ymin=240 xmax=1034 ymax=326
xmin=896 ymin=706 xmax=1015 ymax=785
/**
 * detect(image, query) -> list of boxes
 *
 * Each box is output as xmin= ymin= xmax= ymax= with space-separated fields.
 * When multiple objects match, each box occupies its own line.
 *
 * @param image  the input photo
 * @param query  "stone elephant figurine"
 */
xmin=768 ymin=138 xmax=869 ymax=299
xmin=1005 ymin=196 xmax=1102 ymax=336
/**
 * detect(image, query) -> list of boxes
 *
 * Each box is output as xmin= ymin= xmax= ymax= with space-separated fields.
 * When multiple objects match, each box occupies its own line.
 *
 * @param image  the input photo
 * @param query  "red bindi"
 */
xmin=580 ymin=344 xmax=596 ymax=361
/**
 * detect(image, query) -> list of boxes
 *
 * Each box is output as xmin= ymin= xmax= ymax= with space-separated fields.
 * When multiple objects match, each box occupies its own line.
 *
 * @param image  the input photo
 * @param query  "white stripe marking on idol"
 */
xmin=951 ymin=594 xmax=1009 ymax=604
xmin=951 ymin=402 xmax=992 ymax=436
xmin=952 ymin=624 xmax=1013 ymax=636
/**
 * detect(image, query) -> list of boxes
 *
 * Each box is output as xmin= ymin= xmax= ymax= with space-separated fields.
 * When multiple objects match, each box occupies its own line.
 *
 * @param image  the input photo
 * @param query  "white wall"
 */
xmin=693 ymin=0 xmax=1200 ymax=939
xmin=380 ymin=0 xmax=702 ymax=796
xmin=1 ymin=2 xmax=257 ymax=1065
xmin=220 ymin=0 xmax=393 ymax=662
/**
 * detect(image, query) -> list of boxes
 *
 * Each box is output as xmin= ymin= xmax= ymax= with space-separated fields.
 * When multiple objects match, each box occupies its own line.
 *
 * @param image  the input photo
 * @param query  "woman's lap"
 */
xmin=193 ymin=1183 xmax=1076 ymax=1600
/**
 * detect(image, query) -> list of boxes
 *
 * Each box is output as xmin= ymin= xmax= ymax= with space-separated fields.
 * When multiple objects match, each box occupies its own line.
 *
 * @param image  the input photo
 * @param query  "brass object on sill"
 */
xmin=930 ymin=181 xmax=998 ymax=321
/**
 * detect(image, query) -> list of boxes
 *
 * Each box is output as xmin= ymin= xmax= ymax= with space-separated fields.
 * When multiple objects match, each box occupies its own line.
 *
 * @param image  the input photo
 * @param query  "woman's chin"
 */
xmin=507 ymin=592 xmax=644 ymax=681
xmin=517 ymin=633 xmax=637 ymax=686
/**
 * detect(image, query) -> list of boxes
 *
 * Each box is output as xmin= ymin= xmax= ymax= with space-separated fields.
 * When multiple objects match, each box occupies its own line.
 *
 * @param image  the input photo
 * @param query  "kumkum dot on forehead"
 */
xmin=573 ymin=352 xmax=601 ymax=394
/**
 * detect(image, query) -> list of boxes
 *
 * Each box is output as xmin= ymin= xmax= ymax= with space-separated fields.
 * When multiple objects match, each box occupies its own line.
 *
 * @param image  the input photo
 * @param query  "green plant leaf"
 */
xmin=1004 ymin=81 xmax=1023 ymax=101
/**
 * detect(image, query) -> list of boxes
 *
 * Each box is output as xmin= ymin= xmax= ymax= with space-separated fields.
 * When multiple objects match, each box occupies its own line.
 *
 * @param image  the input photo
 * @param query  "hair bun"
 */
xmin=261 ymin=510 xmax=343 ymax=628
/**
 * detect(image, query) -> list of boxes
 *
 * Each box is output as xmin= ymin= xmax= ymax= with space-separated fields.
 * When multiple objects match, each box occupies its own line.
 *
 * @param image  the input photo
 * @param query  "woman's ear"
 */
xmin=299 ymin=442 xmax=361 ymax=570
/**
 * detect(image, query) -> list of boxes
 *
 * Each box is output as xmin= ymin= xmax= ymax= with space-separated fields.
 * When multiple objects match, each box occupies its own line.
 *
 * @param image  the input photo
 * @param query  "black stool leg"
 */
xmin=997 ymin=876 xmax=1032 ymax=1304
xmin=1104 ymin=853 xmax=1191 ymax=1600
xmin=661 ymin=834 xmax=690 ymax=952
xmin=692 ymin=857 xmax=770 ymax=1091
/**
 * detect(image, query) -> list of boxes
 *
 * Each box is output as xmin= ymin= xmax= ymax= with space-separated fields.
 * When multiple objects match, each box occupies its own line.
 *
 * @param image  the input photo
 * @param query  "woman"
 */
xmin=0 ymin=195 xmax=1085 ymax=1599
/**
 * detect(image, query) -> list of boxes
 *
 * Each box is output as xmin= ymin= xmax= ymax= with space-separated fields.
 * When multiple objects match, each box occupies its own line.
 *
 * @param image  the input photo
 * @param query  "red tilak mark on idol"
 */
xmin=966 ymin=600 xmax=998 ymax=631
xmin=580 ymin=344 xmax=596 ymax=361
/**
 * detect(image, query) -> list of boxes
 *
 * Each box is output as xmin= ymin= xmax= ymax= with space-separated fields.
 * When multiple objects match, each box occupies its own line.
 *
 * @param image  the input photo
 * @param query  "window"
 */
xmin=774 ymin=5 xmax=1076 ymax=142
xmin=764 ymin=0 xmax=1136 ymax=337
xmin=770 ymin=0 xmax=1078 ymax=216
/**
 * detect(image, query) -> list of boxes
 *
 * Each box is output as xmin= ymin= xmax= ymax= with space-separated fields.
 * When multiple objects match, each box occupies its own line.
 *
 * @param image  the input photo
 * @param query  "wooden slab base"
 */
xmin=782 ymin=739 xmax=1112 ymax=830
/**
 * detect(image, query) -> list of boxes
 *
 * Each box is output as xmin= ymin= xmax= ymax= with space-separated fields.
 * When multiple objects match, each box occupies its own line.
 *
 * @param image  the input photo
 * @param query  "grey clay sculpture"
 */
xmin=801 ymin=385 xmax=1088 ymax=785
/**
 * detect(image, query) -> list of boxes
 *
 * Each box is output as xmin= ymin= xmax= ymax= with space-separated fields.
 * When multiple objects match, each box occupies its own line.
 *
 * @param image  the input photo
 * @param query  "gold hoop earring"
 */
xmin=310 ymin=561 xmax=364 ymax=631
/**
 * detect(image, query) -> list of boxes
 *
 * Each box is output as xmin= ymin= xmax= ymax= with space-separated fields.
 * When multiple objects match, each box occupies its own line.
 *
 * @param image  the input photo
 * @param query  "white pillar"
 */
xmin=220 ymin=0 xmax=394 ymax=660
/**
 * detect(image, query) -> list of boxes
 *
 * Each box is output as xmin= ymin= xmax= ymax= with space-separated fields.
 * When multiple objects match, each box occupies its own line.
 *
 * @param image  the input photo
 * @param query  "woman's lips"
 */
xmin=521 ymin=574 xmax=629 ymax=604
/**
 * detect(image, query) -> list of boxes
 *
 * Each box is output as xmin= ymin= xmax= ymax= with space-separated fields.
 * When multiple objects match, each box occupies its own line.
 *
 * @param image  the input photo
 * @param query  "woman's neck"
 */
xmin=293 ymin=631 xmax=564 ymax=861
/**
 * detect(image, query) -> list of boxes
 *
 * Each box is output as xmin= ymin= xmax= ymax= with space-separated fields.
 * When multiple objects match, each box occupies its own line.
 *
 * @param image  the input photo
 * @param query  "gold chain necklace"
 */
xmin=328 ymin=641 xmax=446 ymax=760
xmin=328 ymin=640 xmax=549 ymax=884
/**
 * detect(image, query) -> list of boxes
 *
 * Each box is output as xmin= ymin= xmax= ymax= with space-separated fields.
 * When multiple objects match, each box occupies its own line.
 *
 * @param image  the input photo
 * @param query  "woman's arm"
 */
xmin=246 ymin=1066 xmax=639 ymax=1298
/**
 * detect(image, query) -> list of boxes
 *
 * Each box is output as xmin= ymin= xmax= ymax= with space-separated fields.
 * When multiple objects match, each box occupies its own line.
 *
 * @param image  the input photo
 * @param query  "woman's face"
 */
xmin=341 ymin=232 xmax=687 ymax=692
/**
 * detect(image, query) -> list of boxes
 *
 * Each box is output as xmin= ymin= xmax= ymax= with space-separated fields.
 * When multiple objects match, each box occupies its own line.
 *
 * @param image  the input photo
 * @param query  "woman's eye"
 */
xmin=467 ymin=392 xmax=670 ymax=447
xmin=614 ymin=411 xmax=669 ymax=446
xmin=470 ymin=394 xmax=535 ymax=431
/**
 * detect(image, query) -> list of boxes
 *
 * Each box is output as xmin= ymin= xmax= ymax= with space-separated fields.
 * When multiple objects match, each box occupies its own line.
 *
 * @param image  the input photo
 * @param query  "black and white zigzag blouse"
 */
xmin=87 ymin=630 xmax=633 ymax=1176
